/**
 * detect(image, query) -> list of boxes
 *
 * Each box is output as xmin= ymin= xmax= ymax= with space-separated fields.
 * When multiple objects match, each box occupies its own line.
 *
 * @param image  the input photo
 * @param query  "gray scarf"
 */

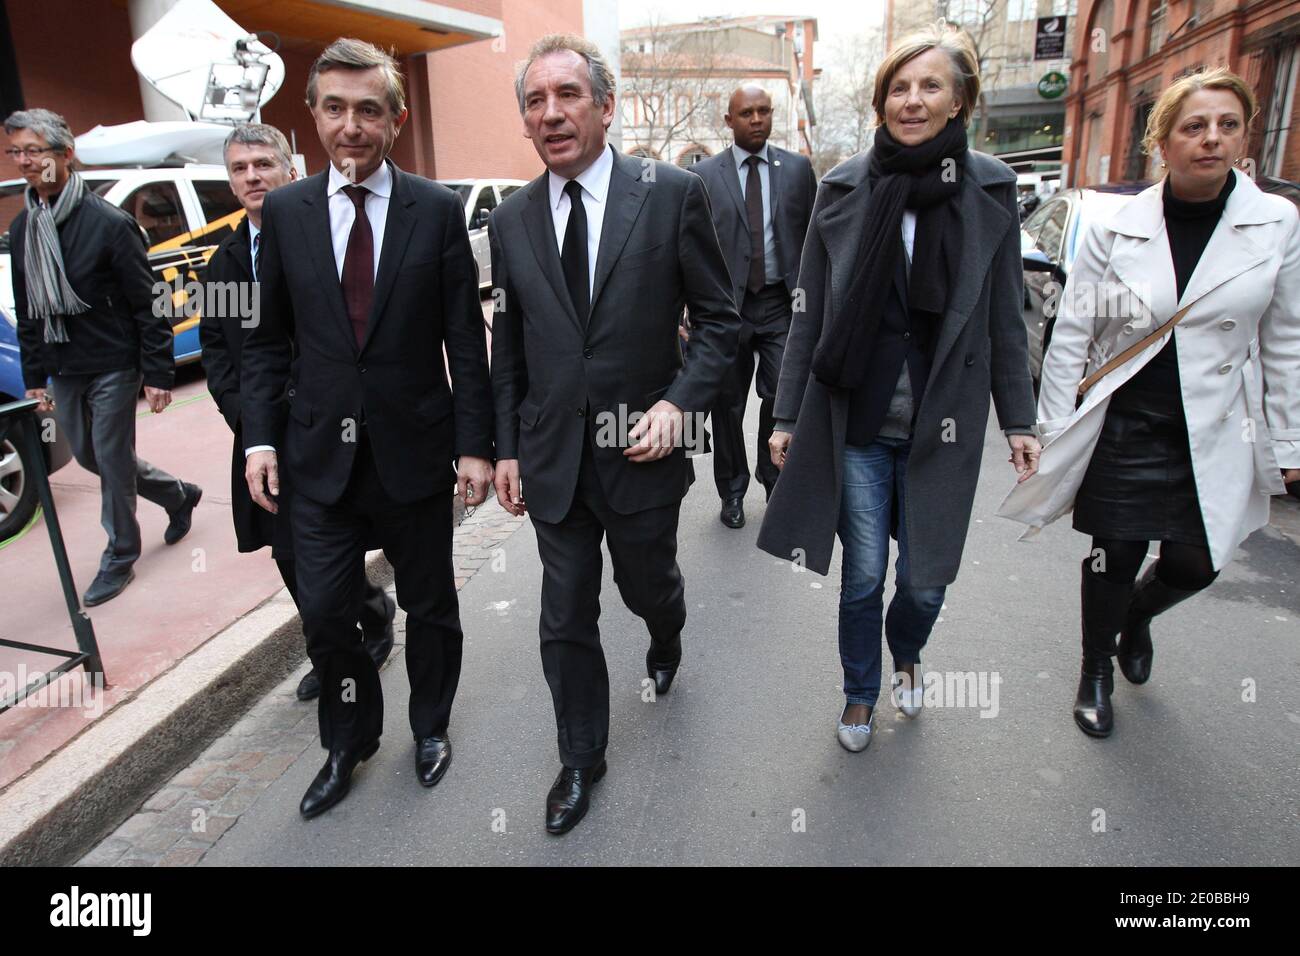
xmin=23 ymin=170 xmax=90 ymax=343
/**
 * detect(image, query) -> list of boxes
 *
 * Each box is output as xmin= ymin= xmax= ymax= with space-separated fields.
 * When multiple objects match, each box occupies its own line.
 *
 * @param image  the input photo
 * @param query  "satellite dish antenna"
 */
xmin=130 ymin=0 xmax=284 ymax=124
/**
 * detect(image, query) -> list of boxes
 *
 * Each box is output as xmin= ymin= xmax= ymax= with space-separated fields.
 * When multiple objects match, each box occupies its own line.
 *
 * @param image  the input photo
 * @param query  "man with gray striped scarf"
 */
xmin=5 ymin=108 xmax=200 ymax=607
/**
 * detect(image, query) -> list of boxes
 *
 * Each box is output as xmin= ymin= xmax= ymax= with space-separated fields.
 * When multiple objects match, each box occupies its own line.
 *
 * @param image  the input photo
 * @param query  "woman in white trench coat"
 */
xmin=999 ymin=69 xmax=1300 ymax=738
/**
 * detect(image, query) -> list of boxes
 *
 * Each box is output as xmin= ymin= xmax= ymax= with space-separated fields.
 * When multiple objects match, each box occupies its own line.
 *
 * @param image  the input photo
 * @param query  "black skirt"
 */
xmin=1072 ymin=382 xmax=1209 ymax=546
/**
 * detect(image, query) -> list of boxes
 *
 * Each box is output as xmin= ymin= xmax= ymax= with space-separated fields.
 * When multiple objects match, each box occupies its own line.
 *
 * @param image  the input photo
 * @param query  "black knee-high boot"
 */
xmin=1117 ymin=564 xmax=1204 ymax=684
xmin=1074 ymin=558 xmax=1131 ymax=738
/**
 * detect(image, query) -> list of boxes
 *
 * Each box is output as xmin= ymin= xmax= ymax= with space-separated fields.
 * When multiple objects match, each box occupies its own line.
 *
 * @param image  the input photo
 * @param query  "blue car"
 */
xmin=0 ymin=304 xmax=72 ymax=541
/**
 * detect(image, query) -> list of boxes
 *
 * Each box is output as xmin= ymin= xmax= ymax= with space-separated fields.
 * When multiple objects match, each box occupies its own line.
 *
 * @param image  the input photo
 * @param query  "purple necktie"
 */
xmin=341 ymin=185 xmax=373 ymax=348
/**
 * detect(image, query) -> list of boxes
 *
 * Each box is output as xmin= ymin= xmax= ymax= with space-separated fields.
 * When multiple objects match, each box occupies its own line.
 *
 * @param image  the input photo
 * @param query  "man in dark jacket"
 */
xmin=690 ymin=85 xmax=818 ymax=529
xmin=6 ymin=108 xmax=201 ymax=607
xmin=200 ymin=122 xmax=394 ymax=703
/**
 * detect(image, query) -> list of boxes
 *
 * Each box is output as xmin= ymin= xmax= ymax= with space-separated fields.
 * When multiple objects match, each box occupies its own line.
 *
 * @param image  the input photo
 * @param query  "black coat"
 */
xmin=240 ymin=161 xmax=494 ymax=507
xmin=10 ymin=191 xmax=174 ymax=390
xmin=489 ymin=147 xmax=741 ymax=522
xmin=200 ymin=217 xmax=291 ymax=555
xmin=689 ymin=143 xmax=817 ymax=305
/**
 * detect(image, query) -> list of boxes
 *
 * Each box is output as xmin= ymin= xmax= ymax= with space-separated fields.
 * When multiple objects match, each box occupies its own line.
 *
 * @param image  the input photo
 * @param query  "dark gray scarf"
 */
xmin=23 ymin=170 xmax=90 ymax=343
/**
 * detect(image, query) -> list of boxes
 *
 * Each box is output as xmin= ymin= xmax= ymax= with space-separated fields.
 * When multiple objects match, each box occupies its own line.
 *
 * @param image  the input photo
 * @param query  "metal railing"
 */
xmin=0 ymin=398 xmax=104 ymax=713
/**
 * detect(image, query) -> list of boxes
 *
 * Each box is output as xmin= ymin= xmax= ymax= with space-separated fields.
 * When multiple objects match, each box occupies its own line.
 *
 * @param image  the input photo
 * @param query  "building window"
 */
xmin=1088 ymin=0 xmax=1114 ymax=77
xmin=944 ymin=0 xmax=988 ymax=29
xmin=1008 ymin=0 xmax=1035 ymax=22
xmin=1261 ymin=41 xmax=1299 ymax=178
xmin=1124 ymin=100 xmax=1155 ymax=180
xmin=676 ymin=145 xmax=711 ymax=167
xmin=1147 ymin=1 xmax=1168 ymax=57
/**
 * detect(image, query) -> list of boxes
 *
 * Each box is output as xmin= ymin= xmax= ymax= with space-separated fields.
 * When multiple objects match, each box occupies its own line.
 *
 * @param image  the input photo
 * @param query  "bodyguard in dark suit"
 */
xmin=690 ymin=85 xmax=817 ymax=528
xmin=491 ymin=34 xmax=740 ymax=834
xmin=241 ymin=40 xmax=494 ymax=819
xmin=200 ymin=123 xmax=394 ymax=705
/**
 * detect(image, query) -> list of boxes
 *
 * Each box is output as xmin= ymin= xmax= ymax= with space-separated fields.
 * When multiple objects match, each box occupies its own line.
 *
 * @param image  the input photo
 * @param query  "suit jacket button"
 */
xmin=359 ymin=366 xmax=367 ymax=373
xmin=584 ymin=348 xmax=593 ymax=359
xmin=1218 ymin=363 xmax=1233 ymax=374
xmin=964 ymin=353 xmax=975 ymax=366
xmin=287 ymin=388 xmax=295 ymax=398
xmin=577 ymin=407 xmax=585 ymax=417
xmin=1220 ymin=319 xmax=1237 ymax=330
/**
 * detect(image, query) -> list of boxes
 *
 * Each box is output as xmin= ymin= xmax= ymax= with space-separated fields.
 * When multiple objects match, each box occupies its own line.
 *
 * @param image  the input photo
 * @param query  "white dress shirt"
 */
xmin=548 ymin=143 xmax=614 ymax=295
xmin=245 ymin=160 xmax=392 ymax=457
xmin=731 ymin=142 xmax=779 ymax=284
xmin=326 ymin=159 xmax=390 ymax=281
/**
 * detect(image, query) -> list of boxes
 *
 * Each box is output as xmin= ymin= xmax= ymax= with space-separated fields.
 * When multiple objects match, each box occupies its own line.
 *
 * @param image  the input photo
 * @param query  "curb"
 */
xmin=0 ymin=497 xmax=466 ymax=866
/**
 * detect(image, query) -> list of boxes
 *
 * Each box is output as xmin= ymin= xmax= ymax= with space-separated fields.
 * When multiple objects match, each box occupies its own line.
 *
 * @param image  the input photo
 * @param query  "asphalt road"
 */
xmin=198 ymin=406 xmax=1300 ymax=866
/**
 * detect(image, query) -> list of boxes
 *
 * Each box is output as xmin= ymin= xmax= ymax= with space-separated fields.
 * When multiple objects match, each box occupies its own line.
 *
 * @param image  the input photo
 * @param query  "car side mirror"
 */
xmin=475 ymin=208 xmax=491 ymax=230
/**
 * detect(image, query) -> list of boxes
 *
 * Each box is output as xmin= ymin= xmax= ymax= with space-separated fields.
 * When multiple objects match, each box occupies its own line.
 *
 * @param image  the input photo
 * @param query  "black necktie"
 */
xmin=561 ymin=180 xmax=589 ymax=322
xmin=744 ymin=155 xmax=766 ymax=295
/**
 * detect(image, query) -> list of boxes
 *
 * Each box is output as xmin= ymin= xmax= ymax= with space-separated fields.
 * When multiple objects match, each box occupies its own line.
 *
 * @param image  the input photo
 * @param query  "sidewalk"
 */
xmin=81 ymin=413 xmax=1300 ymax=866
xmin=0 ymin=368 xmax=287 ymax=792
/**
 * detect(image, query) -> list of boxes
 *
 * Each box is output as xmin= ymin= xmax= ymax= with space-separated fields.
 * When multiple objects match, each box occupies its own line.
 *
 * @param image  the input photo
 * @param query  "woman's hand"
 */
xmin=770 ymin=429 xmax=792 ymax=470
xmin=1283 ymin=468 xmax=1300 ymax=485
xmin=1008 ymin=434 xmax=1042 ymax=483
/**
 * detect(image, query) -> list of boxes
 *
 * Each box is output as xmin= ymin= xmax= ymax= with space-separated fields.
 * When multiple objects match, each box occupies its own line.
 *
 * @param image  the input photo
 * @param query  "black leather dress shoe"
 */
xmin=415 ymin=735 xmax=452 ymax=787
xmin=164 ymin=483 xmax=202 ymax=545
xmin=299 ymin=739 xmax=379 ymax=819
xmin=83 ymin=568 xmax=135 ymax=607
xmin=295 ymin=668 xmax=321 ymax=702
xmin=362 ymin=594 xmax=396 ymax=670
xmin=646 ymin=641 xmax=681 ymax=696
xmin=720 ymin=495 xmax=745 ymax=529
xmin=545 ymin=760 xmax=607 ymax=835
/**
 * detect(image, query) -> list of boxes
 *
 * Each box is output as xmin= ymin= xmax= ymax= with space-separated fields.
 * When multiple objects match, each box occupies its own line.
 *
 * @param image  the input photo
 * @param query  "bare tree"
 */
xmin=813 ymin=27 xmax=885 ymax=174
xmin=940 ymin=2 xmax=1009 ymax=147
xmin=621 ymin=17 xmax=728 ymax=161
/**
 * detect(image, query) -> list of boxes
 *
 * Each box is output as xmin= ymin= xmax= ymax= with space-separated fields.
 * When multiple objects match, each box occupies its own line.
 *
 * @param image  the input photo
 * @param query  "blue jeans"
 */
xmin=837 ymin=438 xmax=946 ymax=707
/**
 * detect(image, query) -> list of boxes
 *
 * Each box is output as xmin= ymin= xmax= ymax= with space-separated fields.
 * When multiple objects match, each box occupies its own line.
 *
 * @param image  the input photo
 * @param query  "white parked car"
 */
xmin=436 ymin=179 xmax=526 ymax=290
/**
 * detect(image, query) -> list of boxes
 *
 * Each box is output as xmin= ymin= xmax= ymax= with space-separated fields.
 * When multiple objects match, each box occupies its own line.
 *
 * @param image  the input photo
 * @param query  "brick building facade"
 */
xmin=1060 ymin=0 xmax=1300 ymax=188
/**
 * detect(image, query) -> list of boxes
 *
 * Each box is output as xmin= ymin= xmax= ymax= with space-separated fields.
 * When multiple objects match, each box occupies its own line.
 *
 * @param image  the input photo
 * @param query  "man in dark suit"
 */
xmin=241 ymin=39 xmax=494 ymax=819
xmin=690 ymin=85 xmax=817 ymax=529
xmin=200 ymin=122 xmax=395 ymax=705
xmin=491 ymin=34 xmax=740 ymax=835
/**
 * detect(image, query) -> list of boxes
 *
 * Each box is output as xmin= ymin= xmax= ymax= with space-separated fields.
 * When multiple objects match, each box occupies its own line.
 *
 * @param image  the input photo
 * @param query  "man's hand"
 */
xmin=678 ymin=323 xmax=690 ymax=344
xmin=625 ymin=400 xmax=683 ymax=463
xmin=25 ymin=387 xmax=52 ymax=412
xmin=1008 ymin=434 xmax=1042 ymax=483
xmin=245 ymin=449 xmax=280 ymax=514
xmin=770 ymin=429 xmax=792 ymax=470
xmin=143 ymin=386 xmax=172 ymax=414
xmin=1283 ymin=469 xmax=1300 ymax=484
xmin=457 ymin=455 xmax=494 ymax=507
xmin=493 ymin=458 xmax=526 ymax=516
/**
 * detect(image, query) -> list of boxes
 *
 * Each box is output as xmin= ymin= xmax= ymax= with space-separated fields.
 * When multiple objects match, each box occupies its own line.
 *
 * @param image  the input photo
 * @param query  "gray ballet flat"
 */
xmin=837 ymin=711 xmax=874 ymax=753
xmin=892 ymin=668 xmax=924 ymax=719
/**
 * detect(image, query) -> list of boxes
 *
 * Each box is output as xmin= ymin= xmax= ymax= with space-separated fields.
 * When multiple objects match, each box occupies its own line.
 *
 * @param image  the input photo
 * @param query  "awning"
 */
xmin=215 ymin=0 xmax=502 ymax=56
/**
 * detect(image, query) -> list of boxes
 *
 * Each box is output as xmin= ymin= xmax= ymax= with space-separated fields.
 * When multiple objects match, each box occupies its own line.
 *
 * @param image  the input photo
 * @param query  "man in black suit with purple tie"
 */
xmin=241 ymin=39 xmax=494 ymax=819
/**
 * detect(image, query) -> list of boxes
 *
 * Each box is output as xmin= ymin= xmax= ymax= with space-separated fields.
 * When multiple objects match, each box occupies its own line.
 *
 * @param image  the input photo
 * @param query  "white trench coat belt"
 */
xmin=998 ymin=169 xmax=1300 ymax=570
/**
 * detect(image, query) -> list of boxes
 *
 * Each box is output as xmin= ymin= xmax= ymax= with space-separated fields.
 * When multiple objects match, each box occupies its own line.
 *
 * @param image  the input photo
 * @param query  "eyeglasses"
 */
xmin=4 ymin=147 xmax=62 ymax=159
